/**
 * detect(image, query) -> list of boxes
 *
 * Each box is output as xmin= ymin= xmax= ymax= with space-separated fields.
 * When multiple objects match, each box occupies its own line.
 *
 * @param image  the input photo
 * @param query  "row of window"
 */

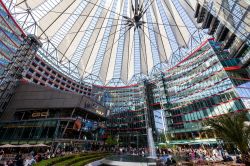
xmin=165 ymin=47 xmax=214 ymax=81
xmin=26 ymin=57 xmax=92 ymax=96
xmin=168 ymin=99 xmax=245 ymax=133
xmin=0 ymin=4 xmax=95 ymax=97
xmin=165 ymin=41 xmax=249 ymax=133
xmin=0 ymin=6 xmax=23 ymax=39
xmin=169 ymin=90 xmax=238 ymax=114
xmin=169 ymin=77 xmax=233 ymax=104
xmin=109 ymin=115 xmax=145 ymax=124
xmin=208 ymin=0 xmax=248 ymax=41
xmin=165 ymin=49 xmax=220 ymax=87
xmin=167 ymin=62 xmax=224 ymax=94
xmin=108 ymin=121 xmax=146 ymax=129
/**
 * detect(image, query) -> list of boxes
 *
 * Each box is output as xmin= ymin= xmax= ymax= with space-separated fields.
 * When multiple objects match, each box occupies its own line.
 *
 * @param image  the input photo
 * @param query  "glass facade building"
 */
xmin=92 ymin=38 xmax=250 ymax=145
xmin=0 ymin=2 xmax=23 ymax=74
xmin=0 ymin=1 xmax=107 ymax=148
xmin=153 ymin=109 xmax=166 ymax=143
xmin=0 ymin=1 xmax=94 ymax=99
xmin=195 ymin=0 xmax=250 ymax=66
xmin=162 ymin=39 xmax=250 ymax=144
xmin=93 ymin=84 xmax=151 ymax=147
xmin=0 ymin=110 xmax=105 ymax=145
xmin=0 ymin=81 xmax=107 ymax=146
xmin=0 ymin=0 xmax=249 ymax=148
xmin=93 ymin=81 xmax=168 ymax=146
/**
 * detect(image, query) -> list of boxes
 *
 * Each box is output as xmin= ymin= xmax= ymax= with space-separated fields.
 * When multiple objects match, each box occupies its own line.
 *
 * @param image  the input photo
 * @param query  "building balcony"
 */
xmin=240 ymin=48 xmax=250 ymax=67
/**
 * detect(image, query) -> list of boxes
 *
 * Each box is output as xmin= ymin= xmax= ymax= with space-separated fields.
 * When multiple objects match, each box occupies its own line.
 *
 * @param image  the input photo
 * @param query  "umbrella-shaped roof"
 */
xmin=8 ymin=0 xmax=206 ymax=86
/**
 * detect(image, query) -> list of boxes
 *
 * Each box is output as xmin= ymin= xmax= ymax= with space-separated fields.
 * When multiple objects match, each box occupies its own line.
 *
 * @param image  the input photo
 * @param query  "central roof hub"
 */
xmin=134 ymin=15 xmax=141 ymax=22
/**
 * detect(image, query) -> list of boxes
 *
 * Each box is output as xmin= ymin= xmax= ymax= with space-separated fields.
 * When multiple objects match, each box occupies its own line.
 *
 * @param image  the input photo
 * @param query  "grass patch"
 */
xmin=35 ymin=155 xmax=75 ymax=166
xmin=35 ymin=152 xmax=111 ymax=166
xmin=54 ymin=153 xmax=109 ymax=166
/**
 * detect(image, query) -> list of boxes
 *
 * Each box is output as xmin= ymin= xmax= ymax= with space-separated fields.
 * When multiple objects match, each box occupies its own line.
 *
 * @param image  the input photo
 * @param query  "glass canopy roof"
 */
xmin=5 ymin=0 xmax=207 ymax=86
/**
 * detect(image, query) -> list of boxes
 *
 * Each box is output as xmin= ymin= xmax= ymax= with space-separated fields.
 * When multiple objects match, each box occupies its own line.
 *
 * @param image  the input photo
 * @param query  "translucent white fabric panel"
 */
xmin=142 ymin=13 xmax=154 ymax=74
xmin=165 ymin=0 xmax=191 ymax=47
xmin=152 ymin=1 xmax=172 ymax=61
xmin=179 ymin=0 xmax=199 ymax=27
xmin=99 ymin=0 xmax=123 ymax=84
xmin=99 ymin=21 xmax=120 ymax=84
xmin=57 ymin=0 xmax=98 ymax=60
xmin=162 ymin=0 xmax=188 ymax=47
xmin=101 ymin=24 xmax=121 ymax=84
xmin=38 ymin=0 xmax=82 ymax=38
xmin=77 ymin=4 xmax=110 ymax=78
xmin=238 ymin=0 xmax=250 ymax=7
xmin=70 ymin=4 xmax=99 ymax=64
xmin=16 ymin=0 xmax=47 ymax=9
xmin=83 ymin=15 xmax=110 ymax=77
xmin=187 ymin=0 xmax=198 ymax=10
xmin=138 ymin=28 xmax=148 ymax=75
xmin=37 ymin=0 xmax=77 ymax=37
xmin=121 ymin=29 xmax=132 ymax=84
xmin=127 ymin=26 xmax=135 ymax=82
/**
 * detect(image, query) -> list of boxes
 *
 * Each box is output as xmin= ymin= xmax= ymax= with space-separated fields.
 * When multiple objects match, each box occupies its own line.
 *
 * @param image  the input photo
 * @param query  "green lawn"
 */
xmin=35 ymin=152 xmax=111 ymax=166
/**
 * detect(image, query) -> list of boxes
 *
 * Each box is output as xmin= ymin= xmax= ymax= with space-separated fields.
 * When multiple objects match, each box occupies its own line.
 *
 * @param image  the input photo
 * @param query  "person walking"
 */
xmin=0 ymin=149 xmax=4 ymax=161
xmin=15 ymin=152 xmax=24 ymax=166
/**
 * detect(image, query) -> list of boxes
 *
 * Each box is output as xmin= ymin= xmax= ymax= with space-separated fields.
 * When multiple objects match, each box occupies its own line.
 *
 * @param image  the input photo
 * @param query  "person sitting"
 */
xmin=236 ymin=155 xmax=243 ymax=163
xmin=156 ymin=156 xmax=163 ymax=166
xmin=25 ymin=155 xmax=36 ymax=166
xmin=15 ymin=152 xmax=23 ymax=166
xmin=6 ymin=160 xmax=14 ymax=166
xmin=170 ymin=157 xmax=176 ymax=164
xmin=165 ymin=158 xmax=172 ymax=166
xmin=0 ymin=149 xmax=4 ymax=161
xmin=205 ymin=155 xmax=214 ymax=161
xmin=222 ymin=151 xmax=233 ymax=162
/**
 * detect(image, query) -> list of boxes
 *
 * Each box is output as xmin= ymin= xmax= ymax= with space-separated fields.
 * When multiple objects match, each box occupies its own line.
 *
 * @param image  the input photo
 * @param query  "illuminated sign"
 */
xmin=96 ymin=110 xmax=104 ymax=116
xmin=32 ymin=112 xmax=49 ymax=117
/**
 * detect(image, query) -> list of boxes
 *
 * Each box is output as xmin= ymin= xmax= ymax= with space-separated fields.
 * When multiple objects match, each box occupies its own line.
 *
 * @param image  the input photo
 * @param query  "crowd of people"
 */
xmin=109 ymin=146 xmax=148 ymax=156
xmin=0 ymin=144 xmax=247 ymax=166
xmin=108 ymin=145 xmax=246 ymax=165
xmin=0 ymin=142 xmax=104 ymax=166
xmin=0 ymin=149 xmax=52 ymax=166
xmin=155 ymin=146 xmax=245 ymax=165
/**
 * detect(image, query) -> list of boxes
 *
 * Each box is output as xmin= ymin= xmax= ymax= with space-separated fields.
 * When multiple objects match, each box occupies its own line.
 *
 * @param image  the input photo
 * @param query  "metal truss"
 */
xmin=3 ymin=0 xmax=209 ymax=86
xmin=0 ymin=34 xmax=42 ymax=112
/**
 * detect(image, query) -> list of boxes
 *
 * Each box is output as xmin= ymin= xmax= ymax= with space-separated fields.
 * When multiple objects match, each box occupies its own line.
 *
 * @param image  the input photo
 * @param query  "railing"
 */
xmin=240 ymin=48 xmax=250 ymax=65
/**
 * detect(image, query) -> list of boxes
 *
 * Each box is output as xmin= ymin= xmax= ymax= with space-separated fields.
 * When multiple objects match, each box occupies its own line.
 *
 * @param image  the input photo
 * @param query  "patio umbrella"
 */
xmin=0 ymin=144 xmax=16 ymax=148
xmin=34 ymin=143 xmax=48 ymax=147
xmin=18 ymin=144 xmax=31 ymax=148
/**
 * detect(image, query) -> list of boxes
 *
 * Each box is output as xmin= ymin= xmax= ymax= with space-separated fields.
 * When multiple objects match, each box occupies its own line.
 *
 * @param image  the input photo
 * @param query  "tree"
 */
xmin=166 ymin=133 xmax=174 ymax=141
xmin=105 ymin=136 xmax=118 ymax=146
xmin=205 ymin=112 xmax=250 ymax=163
xmin=159 ymin=133 xmax=166 ymax=143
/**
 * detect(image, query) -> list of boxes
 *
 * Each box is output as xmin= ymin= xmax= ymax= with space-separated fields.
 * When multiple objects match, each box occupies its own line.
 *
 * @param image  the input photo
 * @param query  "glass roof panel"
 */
xmin=6 ymin=0 xmax=208 ymax=86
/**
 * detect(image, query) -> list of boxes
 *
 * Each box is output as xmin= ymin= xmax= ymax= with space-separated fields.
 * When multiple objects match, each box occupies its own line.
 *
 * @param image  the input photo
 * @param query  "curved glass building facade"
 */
xmin=163 ymin=39 xmax=250 ymax=144
xmin=93 ymin=84 xmax=150 ymax=146
xmin=93 ymin=39 xmax=250 ymax=145
xmin=0 ymin=0 xmax=249 ymax=147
